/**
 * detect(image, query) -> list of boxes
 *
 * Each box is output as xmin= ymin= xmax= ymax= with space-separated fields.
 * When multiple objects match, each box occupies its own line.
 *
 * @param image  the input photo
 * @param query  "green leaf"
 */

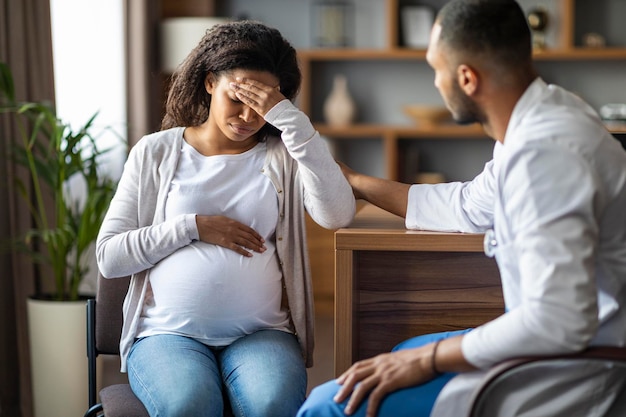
xmin=0 ymin=62 xmax=15 ymax=103
xmin=0 ymin=61 xmax=121 ymax=300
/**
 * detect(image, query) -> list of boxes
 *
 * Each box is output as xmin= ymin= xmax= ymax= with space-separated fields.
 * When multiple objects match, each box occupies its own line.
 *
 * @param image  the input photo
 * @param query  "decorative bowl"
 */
xmin=403 ymin=105 xmax=452 ymax=126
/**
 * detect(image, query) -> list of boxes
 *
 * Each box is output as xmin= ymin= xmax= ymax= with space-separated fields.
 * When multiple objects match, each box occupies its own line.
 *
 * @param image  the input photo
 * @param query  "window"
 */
xmin=50 ymin=0 xmax=127 ymax=181
xmin=50 ymin=0 xmax=126 ymax=292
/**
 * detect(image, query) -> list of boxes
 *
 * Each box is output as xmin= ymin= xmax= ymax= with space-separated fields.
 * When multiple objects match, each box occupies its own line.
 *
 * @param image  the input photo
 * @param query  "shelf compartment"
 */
xmin=315 ymin=123 xmax=487 ymax=139
xmin=299 ymin=47 xmax=626 ymax=61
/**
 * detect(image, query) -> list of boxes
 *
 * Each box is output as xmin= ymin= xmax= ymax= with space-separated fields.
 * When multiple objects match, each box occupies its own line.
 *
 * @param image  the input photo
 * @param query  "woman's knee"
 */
xmin=231 ymin=394 xmax=302 ymax=417
xmin=129 ymin=368 xmax=224 ymax=417
xmin=223 ymin=330 xmax=307 ymax=416
xmin=159 ymin=395 xmax=224 ymax=417
xmin=127 ymin=335 xmax=223 ymax=416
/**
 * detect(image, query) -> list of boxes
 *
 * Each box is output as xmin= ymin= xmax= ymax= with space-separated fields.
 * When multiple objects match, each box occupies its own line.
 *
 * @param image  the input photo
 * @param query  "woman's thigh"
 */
xmin=297 ymin=329 xmax=472 ymax=417
xmin=127 ymin=334 xmax=224 ymax=417
xmin=220 ymin=329 xmax=307 ymax=417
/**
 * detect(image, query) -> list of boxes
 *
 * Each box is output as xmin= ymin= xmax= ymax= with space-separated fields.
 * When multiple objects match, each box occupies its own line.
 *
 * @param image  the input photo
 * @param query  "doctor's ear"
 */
xmin=457 ymin=64 xmax=478 ymax=96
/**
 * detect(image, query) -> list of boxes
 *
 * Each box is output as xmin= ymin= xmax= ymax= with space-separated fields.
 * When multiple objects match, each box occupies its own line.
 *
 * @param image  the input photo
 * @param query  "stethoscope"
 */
xmin=483 ymin=229 xmax=497 ymax=258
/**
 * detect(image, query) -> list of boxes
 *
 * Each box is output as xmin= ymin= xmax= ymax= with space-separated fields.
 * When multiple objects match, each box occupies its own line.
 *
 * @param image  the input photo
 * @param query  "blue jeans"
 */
xmin=127 ymin=330 xmax=307 ymax=417
xmin=297 ymin=329 xmax=471 ymax=417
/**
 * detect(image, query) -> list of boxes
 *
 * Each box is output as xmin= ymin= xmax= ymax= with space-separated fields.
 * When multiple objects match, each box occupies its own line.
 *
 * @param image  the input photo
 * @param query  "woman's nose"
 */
xmin=239 ymin=106 xmax=256 ymax=123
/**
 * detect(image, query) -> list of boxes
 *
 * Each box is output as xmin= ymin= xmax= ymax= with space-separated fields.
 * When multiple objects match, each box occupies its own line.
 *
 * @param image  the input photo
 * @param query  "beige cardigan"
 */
xmin=96 ymin=100 xmax=355 ymax=372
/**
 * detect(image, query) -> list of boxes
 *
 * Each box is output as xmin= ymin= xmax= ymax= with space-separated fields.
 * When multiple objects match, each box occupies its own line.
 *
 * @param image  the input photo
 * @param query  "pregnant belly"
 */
xmin=144 ymin=242 xmax=286 ymax=340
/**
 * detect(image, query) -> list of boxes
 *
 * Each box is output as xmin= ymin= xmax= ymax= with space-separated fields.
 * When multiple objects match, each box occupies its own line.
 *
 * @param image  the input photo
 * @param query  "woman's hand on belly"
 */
xmin=196 ymin=215 xmax=267 ymax=257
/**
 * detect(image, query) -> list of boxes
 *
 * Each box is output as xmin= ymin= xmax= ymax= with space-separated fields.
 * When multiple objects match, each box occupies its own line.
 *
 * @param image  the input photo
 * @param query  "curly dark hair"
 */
xmin=161 ymin=20 xmax=301 ymax=136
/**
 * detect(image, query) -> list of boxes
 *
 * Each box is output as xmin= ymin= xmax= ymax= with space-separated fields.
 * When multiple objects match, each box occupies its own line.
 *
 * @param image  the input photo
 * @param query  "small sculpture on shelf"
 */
xmin=401 ymin=6 xmax=434 ymax=49
xmin=582 ymin=32 xmax=606 ymax=48
xmin=312 ymin=1 xmax=354 ymax=48
xmin=527 ymin=7 xmax=549 ymax=50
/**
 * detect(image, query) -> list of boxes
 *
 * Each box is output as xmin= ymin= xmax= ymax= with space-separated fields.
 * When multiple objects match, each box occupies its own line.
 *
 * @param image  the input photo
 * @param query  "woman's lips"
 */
xmin=230 ymin=123 xmax=255 ymax=136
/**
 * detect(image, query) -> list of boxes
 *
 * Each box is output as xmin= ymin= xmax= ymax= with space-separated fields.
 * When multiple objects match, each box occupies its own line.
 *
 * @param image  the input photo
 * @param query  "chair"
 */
xmin=84 ymin=273 xmax=236 ymax=417
xmin=84 ymin=274 xmax=149 ymax=417
xmin=467 ymin=346 xmax=626 ymax=417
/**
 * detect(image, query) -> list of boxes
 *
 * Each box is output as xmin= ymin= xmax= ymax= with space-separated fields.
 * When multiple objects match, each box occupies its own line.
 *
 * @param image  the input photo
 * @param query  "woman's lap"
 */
xmin=127 ymin=330 xmax=306 ymax=417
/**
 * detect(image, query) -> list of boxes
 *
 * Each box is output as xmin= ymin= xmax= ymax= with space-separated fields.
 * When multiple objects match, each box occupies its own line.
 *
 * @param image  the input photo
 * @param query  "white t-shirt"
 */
xmin=136 ymin=140 xmax=291 ymax=346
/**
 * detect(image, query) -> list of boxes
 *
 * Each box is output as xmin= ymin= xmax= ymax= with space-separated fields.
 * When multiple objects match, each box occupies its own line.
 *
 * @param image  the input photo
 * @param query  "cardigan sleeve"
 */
xmin=96 ymin=136 xmax=198 ymax=278
xmin=264 ymin=100 xmax=355 ymax=230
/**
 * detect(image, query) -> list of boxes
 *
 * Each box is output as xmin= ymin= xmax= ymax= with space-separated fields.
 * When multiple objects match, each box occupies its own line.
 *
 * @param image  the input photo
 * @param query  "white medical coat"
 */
xmin=405 ymin=78 xmax=626 ymax=416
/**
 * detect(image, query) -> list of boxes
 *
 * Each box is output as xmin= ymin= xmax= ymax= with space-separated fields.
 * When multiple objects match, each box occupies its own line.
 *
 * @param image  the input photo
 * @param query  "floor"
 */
xmin=305 ymin=299 xmax=335 ymax=393
xmin=101 ymin=300 xmax=335 ymax=395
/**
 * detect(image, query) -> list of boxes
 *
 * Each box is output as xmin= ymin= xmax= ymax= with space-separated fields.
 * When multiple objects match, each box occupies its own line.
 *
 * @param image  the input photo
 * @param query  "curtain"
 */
xmin=0 ymin=1 xmax=163 ymax=414
xmin=125 ymin=0 xmax=162 ymax=146
xmin=0 ymin=0 xmax=55 ymax=416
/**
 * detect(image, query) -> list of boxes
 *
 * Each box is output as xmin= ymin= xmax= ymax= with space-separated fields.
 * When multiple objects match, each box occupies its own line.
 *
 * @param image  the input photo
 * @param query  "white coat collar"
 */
xmin=503 ymin=77 xmax=546 ymax=147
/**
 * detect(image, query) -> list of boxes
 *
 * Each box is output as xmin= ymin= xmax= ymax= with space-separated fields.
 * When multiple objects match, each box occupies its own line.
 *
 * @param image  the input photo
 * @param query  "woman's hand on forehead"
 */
xmin=229 ymin=77 xmax=284 ymax=117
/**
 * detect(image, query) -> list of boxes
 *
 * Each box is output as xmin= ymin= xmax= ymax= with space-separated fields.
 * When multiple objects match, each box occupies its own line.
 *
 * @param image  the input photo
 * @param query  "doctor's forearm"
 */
xmin=350 ymin=173 xmax=410 ymax=219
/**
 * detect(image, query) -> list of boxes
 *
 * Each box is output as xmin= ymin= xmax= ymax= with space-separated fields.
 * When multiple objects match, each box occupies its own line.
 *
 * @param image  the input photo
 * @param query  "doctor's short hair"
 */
xmin=161 ymin=20 xmax=301 ymax=131
xmin=436 ymin=0 xmax=532 ymax=70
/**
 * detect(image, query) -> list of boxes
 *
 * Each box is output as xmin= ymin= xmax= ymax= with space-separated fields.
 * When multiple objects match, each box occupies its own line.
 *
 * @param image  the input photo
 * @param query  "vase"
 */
xmin=27 ymin=298 xmax=90 ymax=417
xmin=402 ymin=6 xmax=434 ymax=48
xmin=323 ymin=74 xmax=356 ymax=126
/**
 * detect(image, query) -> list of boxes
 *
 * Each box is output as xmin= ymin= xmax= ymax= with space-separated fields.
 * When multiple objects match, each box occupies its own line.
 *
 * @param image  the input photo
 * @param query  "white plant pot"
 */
xmin=27 ymin=298 xmax=88 ymax=417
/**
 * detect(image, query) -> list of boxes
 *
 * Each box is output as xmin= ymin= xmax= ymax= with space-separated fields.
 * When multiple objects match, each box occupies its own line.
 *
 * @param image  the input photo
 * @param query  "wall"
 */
xmin=219 ymin=0 xmax=386 ymax=49
xmin=216 ymin=0 xmax=626 ymax=181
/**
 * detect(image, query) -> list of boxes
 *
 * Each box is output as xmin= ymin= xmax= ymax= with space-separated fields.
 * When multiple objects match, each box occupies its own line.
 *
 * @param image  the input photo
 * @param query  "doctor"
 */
xmin=297 ymin=0 xmax=626 ymax=416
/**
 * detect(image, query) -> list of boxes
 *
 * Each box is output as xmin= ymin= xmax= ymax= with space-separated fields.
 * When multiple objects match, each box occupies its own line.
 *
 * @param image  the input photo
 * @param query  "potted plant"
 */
xmin=0 ymin=61 xmax=118 ymax=417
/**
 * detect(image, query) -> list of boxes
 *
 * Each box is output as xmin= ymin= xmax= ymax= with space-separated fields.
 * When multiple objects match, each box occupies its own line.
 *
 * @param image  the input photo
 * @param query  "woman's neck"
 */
xmin=183 ymin=124 xmax=258 ymax=156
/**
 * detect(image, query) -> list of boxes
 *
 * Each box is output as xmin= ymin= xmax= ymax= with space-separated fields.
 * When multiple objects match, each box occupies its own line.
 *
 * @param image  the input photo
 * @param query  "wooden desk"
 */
xmin=334 ymin=204 xmax=504 ymax=375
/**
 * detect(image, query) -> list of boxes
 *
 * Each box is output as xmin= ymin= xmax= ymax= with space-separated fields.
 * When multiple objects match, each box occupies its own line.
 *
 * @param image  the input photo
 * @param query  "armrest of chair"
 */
xmin=466 ymin=346 xmax=626 ymax=417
